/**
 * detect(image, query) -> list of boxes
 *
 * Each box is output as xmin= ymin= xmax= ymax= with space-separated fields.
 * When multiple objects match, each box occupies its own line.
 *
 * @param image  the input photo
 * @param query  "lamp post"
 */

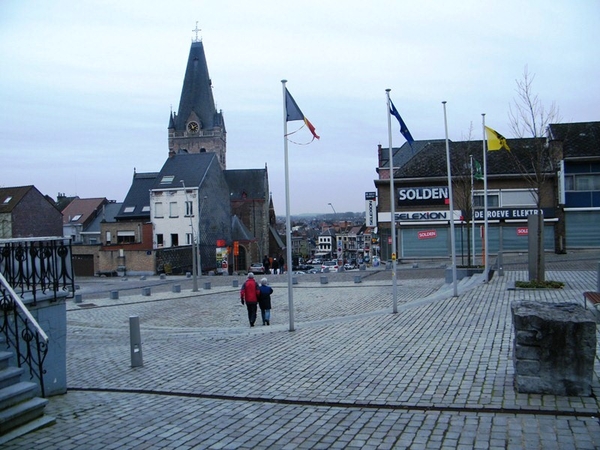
xmin=181 ymin=180 xmax=198 ymax=292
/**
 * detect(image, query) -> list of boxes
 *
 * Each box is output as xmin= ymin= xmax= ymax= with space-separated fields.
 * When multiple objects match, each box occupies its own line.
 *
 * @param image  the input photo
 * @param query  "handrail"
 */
xmin=0 ymin=271 xmax=49 ymax=343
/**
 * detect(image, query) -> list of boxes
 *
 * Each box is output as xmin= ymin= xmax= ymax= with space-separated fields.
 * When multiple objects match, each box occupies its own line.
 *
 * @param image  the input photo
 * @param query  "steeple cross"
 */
xmin=192 ymin=21 xmax=201 ymax=42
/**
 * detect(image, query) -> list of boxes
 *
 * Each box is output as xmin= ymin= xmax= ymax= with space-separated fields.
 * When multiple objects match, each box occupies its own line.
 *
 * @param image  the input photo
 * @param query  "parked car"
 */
xmin=343 ymin=262 xmax=357 ymax=270
xmin=248 ymin=263 xmax=265 ymax=274
xmin=321 ymin=260 xmax=339 ymax=273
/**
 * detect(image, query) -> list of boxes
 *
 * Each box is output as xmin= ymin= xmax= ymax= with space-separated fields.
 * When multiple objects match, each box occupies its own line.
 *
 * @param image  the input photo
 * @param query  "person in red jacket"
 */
xmin=240 ymin=272 xmax=260 ymax=327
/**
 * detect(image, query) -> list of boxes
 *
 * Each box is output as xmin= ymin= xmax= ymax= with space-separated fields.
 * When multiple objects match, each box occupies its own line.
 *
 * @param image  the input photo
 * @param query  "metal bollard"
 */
xmin=129 ymin=316 xmax=143 ymax=367
xmin=110 ymin=290 xmax=119 ymax=300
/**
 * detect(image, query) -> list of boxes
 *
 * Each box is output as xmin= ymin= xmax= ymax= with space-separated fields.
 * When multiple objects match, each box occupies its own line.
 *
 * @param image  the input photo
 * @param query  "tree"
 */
xmin=507 ymin=67 xmax=561 ymax=281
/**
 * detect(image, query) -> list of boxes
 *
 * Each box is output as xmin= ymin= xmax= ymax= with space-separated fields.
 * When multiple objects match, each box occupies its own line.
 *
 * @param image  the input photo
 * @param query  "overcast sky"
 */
xmin=1 ymin=1 xmax=598 ymax=215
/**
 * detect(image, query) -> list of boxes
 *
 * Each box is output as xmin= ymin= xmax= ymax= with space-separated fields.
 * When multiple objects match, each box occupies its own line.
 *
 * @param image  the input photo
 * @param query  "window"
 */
xmin=123 ymin=206 xmax=135 ymax=213
xmin=154 ymin=202 xmax=163 ymax=218
xmin=565 ymin=174 xmax=600 ymax=191
xmin=156 ymin=234 xmax=163 ymax=247
xmin=160 ymin=175 xmax=175 ymax=185
xmin=2 ymin=196 xmax=12 ymax=204
xmin=171 ymin=234 xmax=179 ymax=247
xmin=169 ymin=202 xmax=178 ymax=218
xmin=473 ymin=194 xmax=499 ymax=207
xmin=71 ymin=214 xmax=82 ymax=222
xmin=185 ymin=201 xmax=193 ymax=216
xmin=106 ymin=231 xmax=111 ymax=244
xmin=186 ymin=233 xmax=193 ymax=245
xmin=117 ymin=230 xmax=135 ymax=244
xmin=142 ymin=206 xmax=150 ymax=212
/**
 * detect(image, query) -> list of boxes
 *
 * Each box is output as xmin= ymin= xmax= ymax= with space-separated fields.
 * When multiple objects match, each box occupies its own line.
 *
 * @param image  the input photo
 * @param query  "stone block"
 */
xmin=110 ymin=291 xmax=119 ymax=300
xmin=512 ymin=301 xmax=596 ymax=396
xmin=75 ymin=294 xmax=83 ymax=304
xmin=232 ymin=280 xmax=239 ymax=288
xmin=320 ymin=276 xmax=328 ymax=285
xmin=142 ymin=287 xmax=151 ymax=296
xmin=204 ymin=282 xmax=211 ymax=290
xmin=172 ymin=284 xmax=181 ymax=293
xmin=354 ymin=276 xmax=362 ymax=283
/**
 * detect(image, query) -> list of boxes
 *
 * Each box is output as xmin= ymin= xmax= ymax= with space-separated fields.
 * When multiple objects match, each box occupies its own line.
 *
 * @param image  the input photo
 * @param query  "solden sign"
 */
xmin=397 ymin=187 xmax=449 ymax=206
xmin=418 ymin=230 xmax=437 ymax=240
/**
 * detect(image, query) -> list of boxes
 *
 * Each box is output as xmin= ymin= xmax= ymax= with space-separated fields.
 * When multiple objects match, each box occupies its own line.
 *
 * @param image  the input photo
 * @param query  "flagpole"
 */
xmin=482 ymin=114 xmax=489 ymax=278
xmin=385 ymin=89 xmax=398 ymax=314
xmin=282 ymin=79 xmax=295 ymax=331
xmin=442 ymin=102 xmax=458 ymax=297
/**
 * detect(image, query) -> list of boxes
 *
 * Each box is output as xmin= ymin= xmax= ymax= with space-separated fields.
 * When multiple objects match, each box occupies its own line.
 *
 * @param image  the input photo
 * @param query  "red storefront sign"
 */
xmin=418 ymin=230 xmax=437 ymax=240
xmin=517 ymin=227 xmax=528 ymax=236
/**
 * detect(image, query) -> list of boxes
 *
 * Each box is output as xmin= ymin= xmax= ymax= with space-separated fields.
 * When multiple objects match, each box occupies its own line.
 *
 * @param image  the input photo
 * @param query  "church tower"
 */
xmin=168 ymin=32 xmax=226 ymax=169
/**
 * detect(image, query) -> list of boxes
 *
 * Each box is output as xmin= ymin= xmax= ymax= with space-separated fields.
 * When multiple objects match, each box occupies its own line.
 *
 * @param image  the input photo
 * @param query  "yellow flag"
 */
xmin=485 ymin=126 xmax=510 ymax=151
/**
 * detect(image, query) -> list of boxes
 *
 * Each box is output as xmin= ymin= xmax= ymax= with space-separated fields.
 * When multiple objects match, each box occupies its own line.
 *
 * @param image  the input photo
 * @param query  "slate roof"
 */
xmin=173 ymin=41 xmax=224 ymax=132
xmin=224 ymin=169 xmax=267 ymax=200
xmin=379 ymin=140 xmax=446 ymax=169
xmin=61 ymin=197 xmax=107 ymax=225
xmin=151 ymin=152 xmax=218 ymax=190
xmin=0 ymin=185 xmax=34 ymax=214
xmin=83 ymin=202 xmax=122 ymax=234
xmin=116 ymin=172 xmax=159 ymax=220
xmin=231 ymin=215 xmax=255 ymax=242
xmin=387 ymin=137 xmax=546 ymax=180
xmin=549 ymin=121 xmax=600 ymax=159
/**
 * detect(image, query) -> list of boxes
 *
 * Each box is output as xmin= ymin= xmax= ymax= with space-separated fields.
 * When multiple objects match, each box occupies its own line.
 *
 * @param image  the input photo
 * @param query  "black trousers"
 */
xmin=245 ymin=302 xmax=258 ymax=325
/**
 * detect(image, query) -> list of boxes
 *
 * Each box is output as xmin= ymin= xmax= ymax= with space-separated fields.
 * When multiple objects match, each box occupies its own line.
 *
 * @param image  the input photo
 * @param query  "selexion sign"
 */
xmin=378 ymin=210 xmax=463 ymax=223
xmin=397 ymin=187 xmax=449 ymax=205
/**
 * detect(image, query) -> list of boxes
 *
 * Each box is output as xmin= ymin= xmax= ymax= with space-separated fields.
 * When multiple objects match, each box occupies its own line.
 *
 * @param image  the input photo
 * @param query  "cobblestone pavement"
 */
xmin=3 ymin=251 xmax=600 ymax=449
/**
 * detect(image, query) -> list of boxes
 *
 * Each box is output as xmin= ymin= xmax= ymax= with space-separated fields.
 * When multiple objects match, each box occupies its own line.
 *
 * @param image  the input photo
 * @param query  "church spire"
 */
xmin=168 ymin=31 xmax=226 ymax=168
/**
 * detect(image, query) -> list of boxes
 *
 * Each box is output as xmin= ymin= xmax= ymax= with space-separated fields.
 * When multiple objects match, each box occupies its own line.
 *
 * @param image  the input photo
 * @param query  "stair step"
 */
xmin=0 ymin=413 xmax=56 ymax=445
xmin=0 ymin=381 xmax=37 ymax=410
xmin=0 ymin=396 xmax=49 ymax=435
xmin=0 ymin=366 xmax=24 ymax=390
xmin=0 ymin=352 xmax=12 ymax=370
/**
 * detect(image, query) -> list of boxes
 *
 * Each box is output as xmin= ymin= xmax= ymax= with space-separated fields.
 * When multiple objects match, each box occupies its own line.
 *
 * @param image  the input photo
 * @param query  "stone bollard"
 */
xmin=186 ymin=272 xmax=191 ymax=278
xmin=75 ymin=294 xmax=83 ymax=303
xmin=140 ymin=276 xmax=146 ymax=281
xmin=172 ymin=284 xmax=181 ymax=293
xmin=142 ymin=287 xmax=151 ymax=296
xmin=110 ymin=290 xmax=119 ymax=300
xmin=412 ymin=263 xmax=419 ymax=269
xmin=511 ymin=301 xmax=596 ymax=396
xmin=354 ymin=276 xmax=362 ymax=284
xmin=292 ymin=277 xmax=298 ymax=285
xmin=320 ymin=276 xmax=328 ymax=285
xmin=232 ymin=280 xmax=239 ymax=288
xmin=204 ymin=282 xmax=211 ymax=290
xmin=359 ymin=264 xmax=366 ymax=271
xmin=129 ymin=316 xmax=143 ymax=367
xmin=160 ymin=274 xmax=166 ymax=280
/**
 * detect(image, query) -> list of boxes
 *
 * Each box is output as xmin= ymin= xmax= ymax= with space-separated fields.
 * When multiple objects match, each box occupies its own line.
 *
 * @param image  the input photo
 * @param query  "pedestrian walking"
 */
xmin=258 ymin=277 xmax=273 ymax=326
xmin=240 ymin=272 xmax=260 ymax=327
xmin=262 ymin=255 xmax=271 ymax=274
xmin=271 ymin=257 xmax=279 ymax=275
xmin=278 ymin=254 xmax=285 ymax=274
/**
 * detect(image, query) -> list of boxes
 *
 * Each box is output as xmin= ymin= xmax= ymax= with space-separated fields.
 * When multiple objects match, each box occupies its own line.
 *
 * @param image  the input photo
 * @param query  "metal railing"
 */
xmin=0 ymin=237 xmax=74 ymax=397
xmin=0 ymin=237 xmax=75 ymax=305
xmin=0 ymin=272 xmax=49 ymax=396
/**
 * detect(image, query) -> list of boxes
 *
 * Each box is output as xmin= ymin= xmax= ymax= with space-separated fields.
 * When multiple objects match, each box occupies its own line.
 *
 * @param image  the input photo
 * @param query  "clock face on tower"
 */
xmin=187 ymin=121 xmax=199 ymax=133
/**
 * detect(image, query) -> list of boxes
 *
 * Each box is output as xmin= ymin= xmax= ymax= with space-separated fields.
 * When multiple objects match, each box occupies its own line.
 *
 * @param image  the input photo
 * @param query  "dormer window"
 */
xmin=3 ymin=196 xmax=12 ymax=204
xmin=123 ymin=206 xmax=135 ymax=213
xmin=71 ymin=214 xmax=82 ymax=222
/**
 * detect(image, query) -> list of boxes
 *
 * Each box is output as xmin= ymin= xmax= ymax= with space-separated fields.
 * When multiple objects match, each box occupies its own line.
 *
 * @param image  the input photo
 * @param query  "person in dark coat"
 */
xmin=278 ymin=255 xmax=285 ymax=274
xmin=262 ymin=255 xmax=271 ymax=274
xmin=271 ymin=257 xmax=279 ymax=275
xmin=258 ymin=277 xmax=273 ymax=325
xmin=240 ymin=272 xmax=260 ymax=327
